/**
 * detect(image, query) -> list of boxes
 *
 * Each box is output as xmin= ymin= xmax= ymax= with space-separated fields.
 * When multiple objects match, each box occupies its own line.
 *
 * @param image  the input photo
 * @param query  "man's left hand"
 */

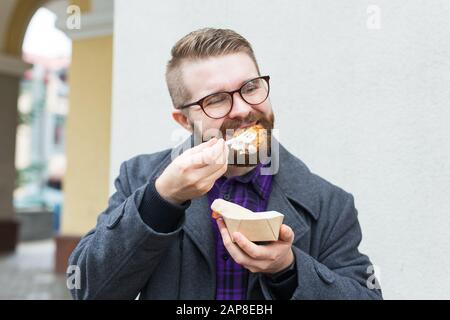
xmin=216 ymin=218 xmax=295 ymax=274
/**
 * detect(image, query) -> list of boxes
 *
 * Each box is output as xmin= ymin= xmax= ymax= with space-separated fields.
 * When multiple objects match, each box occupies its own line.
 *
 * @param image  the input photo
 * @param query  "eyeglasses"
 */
xmin=178 ymin=76 xmax=270 ymax=119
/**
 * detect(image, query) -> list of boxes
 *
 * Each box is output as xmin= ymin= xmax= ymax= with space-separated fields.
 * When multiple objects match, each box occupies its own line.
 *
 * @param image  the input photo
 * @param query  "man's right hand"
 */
xmin=155 ymin=138 xmax=229 ymax=205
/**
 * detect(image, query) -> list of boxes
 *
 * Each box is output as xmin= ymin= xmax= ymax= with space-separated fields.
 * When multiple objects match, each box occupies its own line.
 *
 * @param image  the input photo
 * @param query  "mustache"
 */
xmin=220 ymin=112 xmax=273 ymax=133
xmin=195 ymin=111 xmax=275 ymax=143
xmin=220 ymin=113 xmax=261 ymax=131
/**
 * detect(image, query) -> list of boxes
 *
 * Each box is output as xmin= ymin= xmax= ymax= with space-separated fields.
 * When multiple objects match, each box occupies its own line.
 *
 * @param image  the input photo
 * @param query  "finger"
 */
xmin=216 ymin=138 xmax=229 ymax=165
xmin=278 ymin=224 xmax=294 ymax=244
xmin=216 ymin=218 xmax=234 ymax=244
xmin=204 ymin=161 xmax=228 ymax=182
xmin=190 ymin=139 xmax=227 ymax=169
xmin=190 ymin=139 xmax=224 ymax=168
xmin=220 ymin=140 xmax=230 ymax=165
xmin=216 ymin=218 xmax=251 ymax=265
xmin=187 ymin=162 xmax=227 ymax=194
xmin=184 ymin=137 xmax=218 ymax=156
xmin=197 ymin=142 xmax=228 ymax=175
xmin=179 ymin=143 xmax=227 ymax=191
xmin=233 ymin=232 xmax=272 ymax=260
xmin=202 ymin=138 xmax=227 ymax=165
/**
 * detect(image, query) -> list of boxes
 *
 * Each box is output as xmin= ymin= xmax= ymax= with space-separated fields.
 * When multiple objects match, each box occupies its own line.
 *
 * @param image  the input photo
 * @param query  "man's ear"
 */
xmin=172 ymin=109 xmax=193 ymax=132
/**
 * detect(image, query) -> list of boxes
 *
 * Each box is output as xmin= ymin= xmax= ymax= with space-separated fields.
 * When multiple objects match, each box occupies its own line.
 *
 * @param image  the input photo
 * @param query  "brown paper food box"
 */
xmin=211 ymin=199 xmax=284 ymax=242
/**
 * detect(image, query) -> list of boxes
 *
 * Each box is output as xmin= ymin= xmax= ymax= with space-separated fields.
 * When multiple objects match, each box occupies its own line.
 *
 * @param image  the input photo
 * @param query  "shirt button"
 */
xmin=222 ymin=254 xmax=229 ymax=261
xmin=223 ymin=194 xmax=230 ymax=200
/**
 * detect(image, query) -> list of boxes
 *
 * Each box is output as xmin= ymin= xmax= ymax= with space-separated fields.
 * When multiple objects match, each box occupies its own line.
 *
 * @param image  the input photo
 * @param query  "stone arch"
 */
xmin=3 ymin=0 xmax=48 ymax=56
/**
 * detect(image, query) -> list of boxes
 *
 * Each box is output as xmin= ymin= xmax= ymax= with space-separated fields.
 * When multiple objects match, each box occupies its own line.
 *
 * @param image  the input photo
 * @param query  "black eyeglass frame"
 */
xmin=177 ymin=75 xmax=270 ymax=119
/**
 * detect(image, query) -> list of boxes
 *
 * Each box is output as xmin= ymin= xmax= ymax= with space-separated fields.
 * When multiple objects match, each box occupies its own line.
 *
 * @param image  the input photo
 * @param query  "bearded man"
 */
xmin=69 ymin=28 xmax=382 ymax=300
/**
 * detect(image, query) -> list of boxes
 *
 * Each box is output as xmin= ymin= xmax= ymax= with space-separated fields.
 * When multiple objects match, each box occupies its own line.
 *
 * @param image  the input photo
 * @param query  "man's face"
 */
xmin=177 ymin=52 xmax=274 ymax=142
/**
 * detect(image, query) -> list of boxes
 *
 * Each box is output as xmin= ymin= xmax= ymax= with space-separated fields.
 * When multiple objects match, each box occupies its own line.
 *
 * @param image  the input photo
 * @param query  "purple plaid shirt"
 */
xmin=207 ymin=164 xmax=273 ymax=300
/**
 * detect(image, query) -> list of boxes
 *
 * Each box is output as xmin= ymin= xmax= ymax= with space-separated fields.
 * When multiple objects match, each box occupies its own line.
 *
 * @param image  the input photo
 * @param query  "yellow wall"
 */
xmin=4 ymin=0 xmax=47 ymax=55
xmin=3 ymin=0 xmax=111 ymax=236
xmin=4 ymin=0 xmax=91 ymax=55
xmin=71 ymin=0 xmax=92 ymax=13
xmin=61 ymin=35 xmax=113 ymax=236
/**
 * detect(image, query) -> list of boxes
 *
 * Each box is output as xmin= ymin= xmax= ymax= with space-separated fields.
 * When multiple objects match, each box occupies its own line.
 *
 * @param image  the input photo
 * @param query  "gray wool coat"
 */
xmin=68 ymin=140 xmax=382 ymax=300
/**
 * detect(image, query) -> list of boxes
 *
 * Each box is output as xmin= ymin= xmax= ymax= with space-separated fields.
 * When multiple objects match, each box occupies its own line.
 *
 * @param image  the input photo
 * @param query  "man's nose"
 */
xmin=227 ymin=92 xmax=253 ymax=119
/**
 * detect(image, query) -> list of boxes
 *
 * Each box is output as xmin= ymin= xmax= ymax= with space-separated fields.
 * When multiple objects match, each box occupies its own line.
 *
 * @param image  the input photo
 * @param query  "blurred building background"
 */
xmin=0 ymin=0 xmax=112 ymax=299
xmin=15 ymin=52 xmax=69 ymax=240
xmin=0 ymin=0 xmax=449 ymax=300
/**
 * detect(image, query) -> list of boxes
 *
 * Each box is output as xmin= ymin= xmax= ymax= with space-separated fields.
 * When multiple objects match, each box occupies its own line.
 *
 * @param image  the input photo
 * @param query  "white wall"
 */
xmin=111 ymin=0 xmax=450 ymax=299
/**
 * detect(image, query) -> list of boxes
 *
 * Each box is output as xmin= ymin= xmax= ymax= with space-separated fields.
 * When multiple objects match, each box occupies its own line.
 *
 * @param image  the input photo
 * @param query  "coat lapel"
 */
xmin=157 ymin=136 xmax=216 ymax=298
xmin=164 ymin=135 xmax=217 ymax=275
xmin=183 ymin=195 xmax=216 ymax=275
xmin=247 ymin=141 xmax=321 ymax=299
xmin=266 ymin=180 xmax=310 ymax=246
xmin=267 ymin=141 xmax=321 ymax=245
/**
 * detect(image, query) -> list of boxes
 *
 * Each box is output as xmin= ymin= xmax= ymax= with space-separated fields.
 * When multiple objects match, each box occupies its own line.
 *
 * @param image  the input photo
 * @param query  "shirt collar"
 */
xmin=220 ymin=163 xmax=273 ymax=200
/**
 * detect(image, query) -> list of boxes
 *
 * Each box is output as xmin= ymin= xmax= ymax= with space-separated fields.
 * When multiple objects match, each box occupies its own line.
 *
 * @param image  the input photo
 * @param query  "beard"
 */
xmin=220 ymin=110 xmax=275 ymax=168
xmin=191 ymin=110 xmax=275 ymax=167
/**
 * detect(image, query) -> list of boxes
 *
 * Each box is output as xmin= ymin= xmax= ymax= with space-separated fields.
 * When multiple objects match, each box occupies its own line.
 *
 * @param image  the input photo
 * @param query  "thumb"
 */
xmin=191 ymin=137 xmax=218 ymax=154
xmin=279 ymin=224 xmax=294 ymax=243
